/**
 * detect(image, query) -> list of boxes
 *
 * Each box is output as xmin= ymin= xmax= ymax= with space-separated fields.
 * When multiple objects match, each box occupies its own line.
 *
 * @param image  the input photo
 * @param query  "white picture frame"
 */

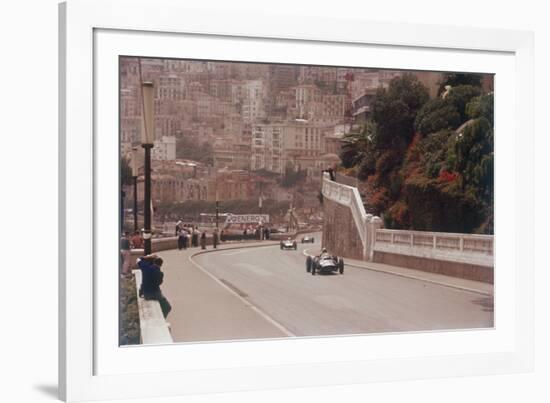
xmin=59 ymin=0 xmax=534 ymax=401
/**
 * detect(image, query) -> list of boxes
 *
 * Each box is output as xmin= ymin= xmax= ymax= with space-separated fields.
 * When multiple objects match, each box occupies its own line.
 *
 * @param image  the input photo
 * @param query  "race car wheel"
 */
xmin=338 ymin=258 xmax=344 ymax=274
xmin=306 ymin=256 xmax=312 ymax=272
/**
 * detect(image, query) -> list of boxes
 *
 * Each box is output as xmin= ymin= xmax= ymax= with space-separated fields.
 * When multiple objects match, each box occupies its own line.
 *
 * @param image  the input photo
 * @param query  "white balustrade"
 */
xmin=373 ymin=229 xmax=494 ymax=267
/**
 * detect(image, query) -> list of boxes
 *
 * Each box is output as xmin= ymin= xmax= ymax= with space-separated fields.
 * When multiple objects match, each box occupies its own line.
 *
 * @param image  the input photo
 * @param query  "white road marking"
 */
xmin=188 ymin=254 xmax=296 ymax=337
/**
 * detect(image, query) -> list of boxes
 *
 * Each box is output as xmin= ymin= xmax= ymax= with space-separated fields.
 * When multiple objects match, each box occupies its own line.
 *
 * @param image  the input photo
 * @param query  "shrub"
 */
xmin=120 ymin=275 xmax=140 ymax=345
xmin=414 ymin=98 xmax=461 ymax=136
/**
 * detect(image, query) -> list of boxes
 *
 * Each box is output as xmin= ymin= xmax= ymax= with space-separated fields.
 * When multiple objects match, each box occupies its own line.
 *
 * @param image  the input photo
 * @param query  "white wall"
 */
xmin=1 ymin=1 xmax=547 ymax=402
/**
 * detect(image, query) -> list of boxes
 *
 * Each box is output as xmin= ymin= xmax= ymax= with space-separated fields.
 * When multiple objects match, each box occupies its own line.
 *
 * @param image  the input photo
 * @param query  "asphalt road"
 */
xmin=189 ymin=236 xmax=494 ymax=338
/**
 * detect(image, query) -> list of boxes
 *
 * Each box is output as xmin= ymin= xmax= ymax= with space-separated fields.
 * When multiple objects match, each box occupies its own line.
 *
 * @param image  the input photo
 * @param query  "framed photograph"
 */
xmin=59 ymin=0 xmax=534 ymax=401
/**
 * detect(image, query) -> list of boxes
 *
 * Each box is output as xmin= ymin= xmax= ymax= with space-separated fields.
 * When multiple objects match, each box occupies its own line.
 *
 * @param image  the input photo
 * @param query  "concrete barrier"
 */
xmin=133 ymin=270 xmax=173 ymax=345
xmin=321 ymin=172 xmax=495 ymax=283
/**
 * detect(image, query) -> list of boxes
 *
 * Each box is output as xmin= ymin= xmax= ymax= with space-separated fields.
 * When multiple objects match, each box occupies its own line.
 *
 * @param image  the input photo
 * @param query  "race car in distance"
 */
xmin=301 ymin=235 xmax=315 ymax=243
xmin=280 ymin=237 xmax=297 ymax=250
xmin=306 ymin=249 xmax=344 ymax=275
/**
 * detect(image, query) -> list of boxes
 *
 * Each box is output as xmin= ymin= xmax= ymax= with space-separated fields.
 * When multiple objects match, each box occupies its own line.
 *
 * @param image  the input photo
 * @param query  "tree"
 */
xmin=414 ymin=98 xmax=461 ymax=136
xmin=120 ymin=156 xmax=133 ymax=186
xmin=466 ymin=93 xmax=494 ymax=125
xmin=444 ymin=85 xmax=482 ymax=121
xmin=438 ymin=73 xmax=483 ymax=94
xmin=371 ymin=74 xmax=429 ymax=150
xmin=340 ymin=121 xmax=377 ymax=175
xmin=448 ymin=117 xmax=493 ymax=201
xmin=417 ymin=129 xmax=454 ymax=178
xmin=281 ymin=165 xmax=306 ymax=188
xmin=176 ymin=135 xmax=214 ymax=165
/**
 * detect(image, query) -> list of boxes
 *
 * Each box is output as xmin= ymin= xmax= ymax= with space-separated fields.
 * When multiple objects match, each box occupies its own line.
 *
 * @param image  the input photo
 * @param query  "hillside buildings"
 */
xmin=121 ymin=58 xmax=447 ymax=206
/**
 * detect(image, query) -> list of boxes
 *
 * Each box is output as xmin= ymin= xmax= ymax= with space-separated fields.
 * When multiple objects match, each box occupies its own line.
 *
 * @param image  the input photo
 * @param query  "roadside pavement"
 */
xmin=154 ymin=240 xmax=289 ymax=343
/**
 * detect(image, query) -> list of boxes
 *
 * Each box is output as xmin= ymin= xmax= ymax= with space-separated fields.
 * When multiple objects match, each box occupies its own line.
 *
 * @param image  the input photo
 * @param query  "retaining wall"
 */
xmin=322 ymin=198 xmax=364 ymax=260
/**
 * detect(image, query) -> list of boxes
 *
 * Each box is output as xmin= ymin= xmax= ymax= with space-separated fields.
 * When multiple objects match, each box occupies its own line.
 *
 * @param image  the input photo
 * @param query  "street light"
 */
xmin=215 ymin=183 xmax=219 ymax=229
xmin=131 ymin=146 xmax=140 ymax=232
xmin=141 ymin=81 xmax=155 ymax=255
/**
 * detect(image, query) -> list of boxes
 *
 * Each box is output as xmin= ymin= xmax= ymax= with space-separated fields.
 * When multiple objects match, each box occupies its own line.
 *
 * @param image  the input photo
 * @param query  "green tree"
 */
xmin=444 ymin=85 xmax=482 ymax=121
xmin=466 ymin=93 xmax=494 ymax=125
xmin=371 ymin=74 xmax=429 ymax=150
xmin=438 ymin=73 xmax=483 ymax=94
xmin=281 ymin=165 xmax=306 ymax=188
xmin=448 ymin=117 xmax=493 ymax=200
xmin=176 ymin=135 xmax=214 ymax=165
xmin=414 ymin=98 xmax=461 ymax=136
xmin=340 ymin=121 xmax=378 ymax=179
xmin=120 ymin=156 xmax=133 ymax=186
xmin=417 ymin=129 xmax=454 ymax=178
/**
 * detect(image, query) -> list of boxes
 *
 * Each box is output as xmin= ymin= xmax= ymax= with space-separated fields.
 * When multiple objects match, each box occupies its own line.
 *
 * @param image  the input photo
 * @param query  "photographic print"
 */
xmin=118 ymin=57 xmax=494 ymax=346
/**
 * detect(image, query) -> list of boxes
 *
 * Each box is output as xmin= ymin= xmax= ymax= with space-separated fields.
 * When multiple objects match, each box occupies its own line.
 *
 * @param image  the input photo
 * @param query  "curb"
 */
xmin=302 ymin=248 xmax=492 ymax=297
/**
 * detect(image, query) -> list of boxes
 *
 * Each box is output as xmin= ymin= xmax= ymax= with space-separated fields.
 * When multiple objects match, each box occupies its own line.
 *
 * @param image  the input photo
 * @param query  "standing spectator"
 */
xmin=131 ymin=231 xmax=144 ymax=249
xmin=195 ymin=226 xmax=199 ymax=247
xmin=201 ymin=231 xmax=206 ymax=249
xmin=120 ymin=232 xmax=131 ymax=277
xmin=177 ymin=226 xmax=186 ymax=250
xmin=323 ymin=166 xmax=336 ymax=181
xmin=182 ymin=227 xmax=189 ymax=249
xmin=175 ymin=219 xmax=182 ymax=236
xmin=137 ymin=254 xmax=172 ymax=318
xmin=213 ymin=229 xmax=219 ymax=249
xmin=220 ymin=229 xmax=225 ymax=242
xmin=264 ymin=227 xmax=270 ymax=240
xmin=200 ymin=231 xmax=207 ymax=250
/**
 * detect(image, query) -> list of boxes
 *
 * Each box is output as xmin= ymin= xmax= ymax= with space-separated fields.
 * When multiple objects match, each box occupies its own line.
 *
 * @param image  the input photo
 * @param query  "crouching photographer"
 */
xmin=137 ymin=254 xmax=172 ymax=318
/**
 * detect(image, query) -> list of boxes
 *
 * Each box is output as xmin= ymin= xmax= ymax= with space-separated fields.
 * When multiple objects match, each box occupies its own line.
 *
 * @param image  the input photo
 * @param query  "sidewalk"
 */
xmin=152 ymin=240 xmax=288 ymax=343
xmin=347 ymin=258 xmax=493 ymax=296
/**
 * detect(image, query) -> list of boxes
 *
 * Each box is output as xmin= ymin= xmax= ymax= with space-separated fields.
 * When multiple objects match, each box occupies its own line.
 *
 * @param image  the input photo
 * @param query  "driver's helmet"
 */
xmin=322 ymin=248 xmax=327 ymax=254
xmin=288 ymin=237 xmax=292 ymax=240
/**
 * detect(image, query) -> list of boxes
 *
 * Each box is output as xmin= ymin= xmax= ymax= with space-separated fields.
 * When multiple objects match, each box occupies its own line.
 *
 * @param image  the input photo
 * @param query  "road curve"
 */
xmin=190 ymin=237 xmax=493 ymax=338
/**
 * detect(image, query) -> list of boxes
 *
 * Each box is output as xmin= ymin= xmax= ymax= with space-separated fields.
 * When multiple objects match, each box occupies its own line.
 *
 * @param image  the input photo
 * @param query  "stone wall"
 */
xmin=373 ymin=252 xmax=494 ymax=283
xmin=322 ymin=197 xmax=364 ymax=260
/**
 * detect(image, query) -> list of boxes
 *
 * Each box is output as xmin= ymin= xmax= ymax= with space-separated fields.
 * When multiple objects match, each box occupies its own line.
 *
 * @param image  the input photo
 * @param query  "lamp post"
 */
xmin=120 ymin=189 xmax=125 ymax=232
xmin=258 ymin=180 xmax=263 ymax=215
xmin=141 ymin=81 xmax=155 ymax=255
xmin=215 ymin=187 xmax=219 ymax=229
xmin=131 ymin=146 xmax=139 ymax=232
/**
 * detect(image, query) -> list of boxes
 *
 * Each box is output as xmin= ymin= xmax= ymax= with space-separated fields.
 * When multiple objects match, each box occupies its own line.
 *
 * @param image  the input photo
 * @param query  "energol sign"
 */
xmin=224 ymin=214 xmax=270 ymax=225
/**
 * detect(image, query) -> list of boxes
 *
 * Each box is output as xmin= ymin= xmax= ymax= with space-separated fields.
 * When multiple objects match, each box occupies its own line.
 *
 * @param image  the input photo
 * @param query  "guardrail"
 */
xmin=133 ymin=270 xmax=173 ymax=345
